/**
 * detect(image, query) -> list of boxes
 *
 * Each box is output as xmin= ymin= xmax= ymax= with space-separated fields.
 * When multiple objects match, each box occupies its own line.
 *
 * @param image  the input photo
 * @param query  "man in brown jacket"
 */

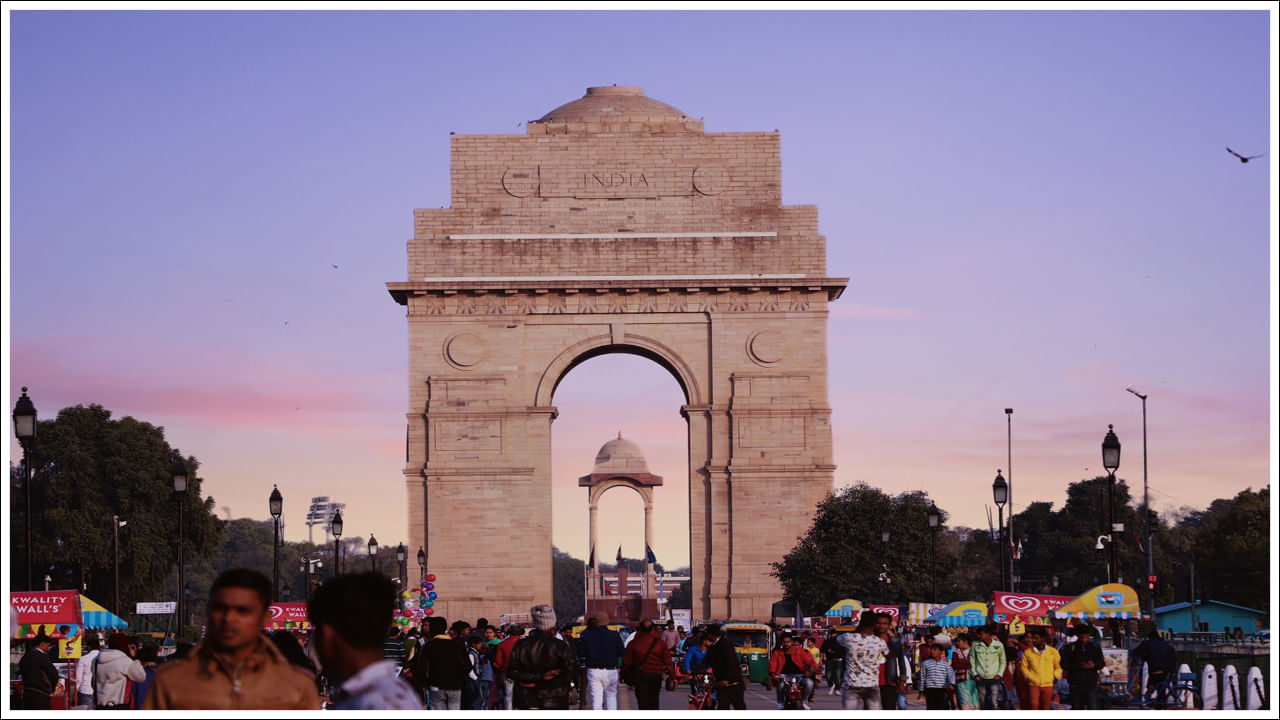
xmin=143 ymin=568 xmax=321 ymax=710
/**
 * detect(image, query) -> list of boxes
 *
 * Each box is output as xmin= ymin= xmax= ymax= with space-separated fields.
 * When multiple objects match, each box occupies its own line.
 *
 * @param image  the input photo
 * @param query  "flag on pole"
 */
xmin=616 ymin=545 xmax=623 ymax=567
xmin=645 ymin=545 xmax=657 ymax=564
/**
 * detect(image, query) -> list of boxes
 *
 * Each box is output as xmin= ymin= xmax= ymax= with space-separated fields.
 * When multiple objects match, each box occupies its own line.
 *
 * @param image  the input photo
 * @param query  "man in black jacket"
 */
xmin=507 ymin=604 xmax=576 ymax=710
xmin=19 ymin=632 xmax=60 ymax=709
xmin=413 ymin=616 xmax=470 ymax=710
xmin=1131 ymin=628 xmax=1178 ymax=701
xmin=694 ymin=624 xmax=747 ymax=710
xmin=1059 ymin=624 xmax=1105 ymax=710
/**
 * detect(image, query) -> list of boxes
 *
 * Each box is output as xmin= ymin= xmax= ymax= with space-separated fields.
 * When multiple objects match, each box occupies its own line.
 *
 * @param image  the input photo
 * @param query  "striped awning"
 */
xmin=80 ymin=594 xmax=128 ymax=630
xmin=925 ymin=601 xmax=988 ymax=627
xmin=1052 ymin=584 xmax=1141 ymax=620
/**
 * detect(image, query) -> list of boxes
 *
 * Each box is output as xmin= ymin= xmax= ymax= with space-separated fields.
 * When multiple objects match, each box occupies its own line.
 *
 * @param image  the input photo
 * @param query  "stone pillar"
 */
xmin=588 ymin=502 xmax=599 ymax=599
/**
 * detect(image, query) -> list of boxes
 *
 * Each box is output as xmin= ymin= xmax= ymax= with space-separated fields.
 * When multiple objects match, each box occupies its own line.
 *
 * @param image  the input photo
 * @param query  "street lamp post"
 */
xmin=927 ymin=502 xmax=941 ymax=603
xmin=13 ymin=387 xmax=37 ymax=591
xmin=1005 ymin=408 xmax=1013 ymax=600
xmin=331 ymin=510 xmax=344 ymax=576
xmin=183 ymin=584 xmax=192 ymax=630
xmin=396 ymin=544 xmax=407 ymax=588
xmin=879 ymin=522 xmax=891 ymax=603
xmin=417 ymin=546 xmax=426 ymax=586
xmin=1127 ymin=388 xmax=1153 ymax=617
xmin=113 ymin=516 xmax=126 ymax=616
xmin=172 ymin=454 xmax=189 ymax=637
xmin=368 ymin=535 xmax=379 ymax=573
xmin=993 ymin=470 xmax=1009 ymax=593
xmin=269 ymin=485 xmax=283 ymax=602
xmin=282 ymin=586 xmax=291 ymax=602
xmin=301 ymin=557 xmax=322 ymax=602
xmin=1102 ymin=425 xmax=1122 ymax=584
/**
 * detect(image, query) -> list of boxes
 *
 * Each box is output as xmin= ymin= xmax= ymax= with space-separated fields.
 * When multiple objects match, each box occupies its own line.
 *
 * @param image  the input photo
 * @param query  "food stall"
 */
xmin=1053 ymin=584 xmax=1143 ymax=683
xmin=10 ymin=590 xmax=83 ymax=709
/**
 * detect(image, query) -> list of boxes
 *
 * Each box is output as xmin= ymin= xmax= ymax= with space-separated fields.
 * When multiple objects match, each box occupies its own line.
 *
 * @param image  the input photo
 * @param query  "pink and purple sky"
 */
xmin=4 ymin=8 xmax=1276 ymax=574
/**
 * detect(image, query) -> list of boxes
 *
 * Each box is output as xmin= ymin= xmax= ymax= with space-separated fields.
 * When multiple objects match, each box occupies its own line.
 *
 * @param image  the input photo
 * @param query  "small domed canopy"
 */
xmin=528 ymin=86 xmax=704 ymax=135
xmin=579 ymin=432 xmax=664 ymax=487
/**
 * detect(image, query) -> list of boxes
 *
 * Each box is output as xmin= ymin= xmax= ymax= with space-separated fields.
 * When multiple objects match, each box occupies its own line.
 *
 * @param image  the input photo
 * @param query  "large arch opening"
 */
xmin=549 ymin=351 xmax=691 ymax=624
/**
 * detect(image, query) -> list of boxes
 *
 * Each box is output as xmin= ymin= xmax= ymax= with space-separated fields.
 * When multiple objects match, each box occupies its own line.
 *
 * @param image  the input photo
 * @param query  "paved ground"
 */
xmin=598 ymin=680 xmax=928 ymax=711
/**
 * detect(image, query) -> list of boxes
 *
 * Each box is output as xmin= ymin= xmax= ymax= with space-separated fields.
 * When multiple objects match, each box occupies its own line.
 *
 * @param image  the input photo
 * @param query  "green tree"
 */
xmin=552 ymin=546 xmax=586 ymax=623
xmin=9 ymin=404 xmax=223 ymax=617
xmin=772 ymin=484 xmax=954 ymax=612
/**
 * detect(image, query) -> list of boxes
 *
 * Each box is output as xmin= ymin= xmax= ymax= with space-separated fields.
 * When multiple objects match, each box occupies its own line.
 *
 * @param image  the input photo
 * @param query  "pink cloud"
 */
xmin=9 ymin=340 xmax=393 ymax=432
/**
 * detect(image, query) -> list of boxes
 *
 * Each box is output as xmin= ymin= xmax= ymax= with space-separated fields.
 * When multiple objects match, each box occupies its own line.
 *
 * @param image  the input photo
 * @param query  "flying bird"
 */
xmin=331 ymin=264 xmax=339 ymax=269
xmin=1226 ymin=147 xmax=1265 ymax=163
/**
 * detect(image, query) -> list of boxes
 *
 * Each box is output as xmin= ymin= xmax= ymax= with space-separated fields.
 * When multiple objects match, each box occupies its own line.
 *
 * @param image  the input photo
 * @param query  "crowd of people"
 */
xmin=16 ymin=569 xmax=1178 ymax=712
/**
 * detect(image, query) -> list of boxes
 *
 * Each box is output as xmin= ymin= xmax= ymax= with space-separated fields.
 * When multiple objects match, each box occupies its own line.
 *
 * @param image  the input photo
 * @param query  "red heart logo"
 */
xmin=1004 ymin=596 xmax=1042 ymax=613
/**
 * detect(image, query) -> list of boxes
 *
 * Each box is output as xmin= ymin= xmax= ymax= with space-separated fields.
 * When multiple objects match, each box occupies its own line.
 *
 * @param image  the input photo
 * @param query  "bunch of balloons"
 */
xmin=394 ymin=572 xmax=440 ymax=625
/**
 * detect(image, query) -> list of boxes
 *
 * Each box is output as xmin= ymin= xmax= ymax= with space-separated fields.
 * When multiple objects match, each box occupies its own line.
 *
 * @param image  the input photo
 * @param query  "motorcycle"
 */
xmin=778 ymin=675 xmax=805 ymax=710
xmin=666 ymin=651 xmax=686 ymax=691
xmin=688 ymin=672 xmax=717 ymax=710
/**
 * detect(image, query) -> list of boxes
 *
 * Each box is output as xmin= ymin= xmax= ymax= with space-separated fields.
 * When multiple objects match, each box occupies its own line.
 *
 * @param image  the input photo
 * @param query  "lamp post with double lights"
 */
xmin=331 ymin=510 xmax=344 ymax=576
xmin=927 ymin=502 xmax=941 ymax=603
xmin=172 ymin=454 xmax=189 ymax=637
xmin=13 ymin=387 xmax=37 ymax=591
xmin=1101 ymin=425 xmax=1122 ymax=584
xmin=368 ymin=535 xmax=379 ymax=573
xmin=993 ymin=470 xmax=1008 ymax=592
xmin=270 ymin=485 xmax=283 ymax=602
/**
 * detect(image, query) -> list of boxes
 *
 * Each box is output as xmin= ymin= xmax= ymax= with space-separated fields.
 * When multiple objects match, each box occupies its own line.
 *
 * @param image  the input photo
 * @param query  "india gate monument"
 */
xmin=387 ymin=86 xmax=846 ymax=622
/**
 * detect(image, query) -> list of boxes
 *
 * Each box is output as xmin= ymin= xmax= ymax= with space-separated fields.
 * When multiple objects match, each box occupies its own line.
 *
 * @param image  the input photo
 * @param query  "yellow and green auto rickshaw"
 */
xmin=722 ymin=621 xmax=773 ymax=686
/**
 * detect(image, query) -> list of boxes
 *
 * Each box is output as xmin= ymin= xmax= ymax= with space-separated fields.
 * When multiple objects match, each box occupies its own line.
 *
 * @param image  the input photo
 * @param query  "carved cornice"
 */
xmin=389 ymin=277 xmax=847 ymax=313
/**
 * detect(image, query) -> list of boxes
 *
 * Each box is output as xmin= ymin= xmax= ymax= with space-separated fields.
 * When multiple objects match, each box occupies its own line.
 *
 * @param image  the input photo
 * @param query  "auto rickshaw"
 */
xmin=721 ymin=621 xmax=773 ymax=686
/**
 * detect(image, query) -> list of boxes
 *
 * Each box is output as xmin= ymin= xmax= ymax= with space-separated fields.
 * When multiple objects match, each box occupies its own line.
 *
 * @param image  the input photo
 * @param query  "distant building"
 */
xmin=1153 ymin=600 xmax=1267 ymax=634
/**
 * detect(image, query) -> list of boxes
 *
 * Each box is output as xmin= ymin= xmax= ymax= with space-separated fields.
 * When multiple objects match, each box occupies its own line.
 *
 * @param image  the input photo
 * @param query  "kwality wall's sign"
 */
xmin=10 ymin=590 xmax=82 ymax=625
xmin=136 ymin=602 xmax=177 ymax=615
xmin=265 ymin=603 xmax=311 ymax=629
xmin=990 ymin=592 xmax=1074 ymax=624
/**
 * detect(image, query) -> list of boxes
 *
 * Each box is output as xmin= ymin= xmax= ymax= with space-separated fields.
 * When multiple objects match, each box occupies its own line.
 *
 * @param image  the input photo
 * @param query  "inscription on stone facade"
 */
xmin=738 ymin=416 xmax=805 ymax=448
xmin=434 ymin=420 xmax=502 ymax=452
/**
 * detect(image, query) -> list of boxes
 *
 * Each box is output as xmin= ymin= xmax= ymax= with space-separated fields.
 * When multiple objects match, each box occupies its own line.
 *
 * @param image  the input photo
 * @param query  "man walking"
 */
xmin=143 ymin=568 xmax=321 ymax=709
xmin=971 ymin=623 xmax=1007 ymax=710
xmin=506 ymin=605 xmax=576 ymax=710
xmin=1059 ymin=624 xmax=1104 ymax=711
xmin=622 ymin=619 xmax=677 ymax=710
xmin=836 ymin=612 xmax=888 ymax=709
xmin=416 ymin=616 xmax=469 ymax=710
xmin=1020 ymin=627 xmax=1062 ymax=710
xmin=820 ymin=628 xmax=846 ymax=694
xmin=309 ymin=573 xmax=423 ymax=709
xmin=877 ymin=612 xmax=911 ymax=709
xmin=19 ymin=632 xmax=60 ymax=710
xmin=492 ymin=625 xmax=524 ymax=710
xmin=579 ymin=612 xmax=624 ymax=710
xmin=693 ymin=624 xmax=748 ymax=709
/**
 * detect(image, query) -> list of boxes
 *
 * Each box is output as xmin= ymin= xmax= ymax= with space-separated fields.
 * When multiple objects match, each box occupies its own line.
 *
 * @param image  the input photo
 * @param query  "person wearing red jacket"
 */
xmin=490 ymin=626 xmax=523 ymax=710
xmin=768 ymin=634 xmax=817 ymax=709
xmin=621 ymin=620 xmax=677 ymax=710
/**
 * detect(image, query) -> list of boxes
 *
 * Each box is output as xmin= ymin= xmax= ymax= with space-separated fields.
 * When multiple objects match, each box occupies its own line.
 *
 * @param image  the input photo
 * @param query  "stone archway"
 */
xmin=387 ymin=86 xmax=846 ymax=623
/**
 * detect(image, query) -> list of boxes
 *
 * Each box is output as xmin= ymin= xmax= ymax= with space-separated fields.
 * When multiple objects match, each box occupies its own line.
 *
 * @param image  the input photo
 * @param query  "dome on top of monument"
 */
xmin=529 ymin=86 xmax=704 ymax=134
xmin=591 ymin=432 xmax=651 ymax=474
